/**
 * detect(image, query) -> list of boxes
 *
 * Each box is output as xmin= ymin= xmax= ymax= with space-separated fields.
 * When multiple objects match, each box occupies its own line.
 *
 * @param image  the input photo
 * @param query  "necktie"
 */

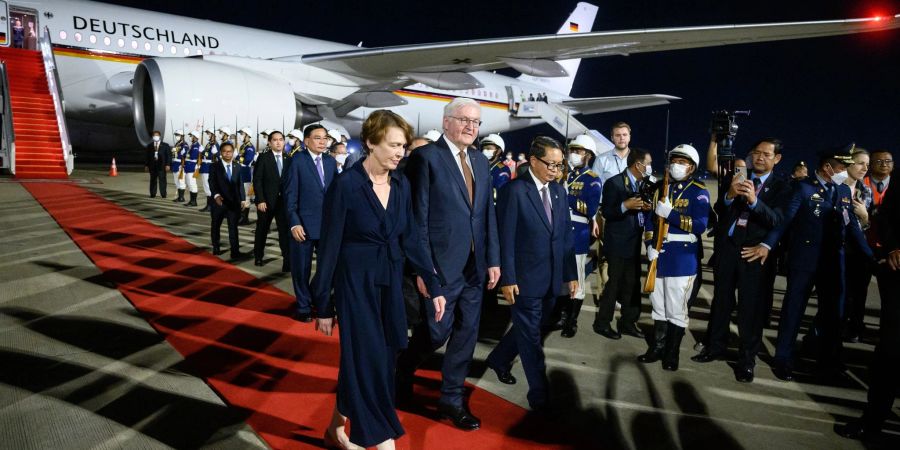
xmin=752 ymin=177 xmax=761 ymax=191
xmin=826 ymin=182 xmax=837 ymax=204
xmin=226 ymin=164 xmax=232 ymax=180
xmin=276 ymin=154 xmax=283 ymax=176
xmin=458 ymin=150 xmax=474 ymax=205
xmin=876 ymin=181 xmax=884 ymax=193
xmin=315 ymin=155 xmax=325 ymax=187
xmin=541 ymin=186 xmax=552 ymax=223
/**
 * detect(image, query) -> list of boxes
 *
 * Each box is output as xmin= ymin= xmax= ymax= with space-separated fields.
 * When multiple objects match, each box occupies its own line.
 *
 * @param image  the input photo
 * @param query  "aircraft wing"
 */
xmin=561 ymin=95 xmax=681 ymax=115
xmin=301 ymin=15 xmax=899 ymax=78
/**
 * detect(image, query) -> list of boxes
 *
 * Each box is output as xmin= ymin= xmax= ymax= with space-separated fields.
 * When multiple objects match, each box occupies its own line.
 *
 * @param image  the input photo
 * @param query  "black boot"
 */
xmin=239 ymin=208 xmax=250 ymax=225
xmin=174 ymin=189 xmax=185 ymax=202
xmin=199 ymin=196 xmax=210 ymax=212
xmin=662 ymin=322 xmax=686 ymax=371
xmin=638 ymin=320 xmax=668 ymax=363
xmin=186 ymin=192 xmax=198 ymax=206
xmin=561 ymin=299 xmax=583 ymax=338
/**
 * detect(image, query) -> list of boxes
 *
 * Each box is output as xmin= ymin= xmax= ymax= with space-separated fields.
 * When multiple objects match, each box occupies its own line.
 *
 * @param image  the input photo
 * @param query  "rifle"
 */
xmin=177 ymin=139 xmax=186 ymax=181
xmin=643 ymin=159 xmax=670 ymax=293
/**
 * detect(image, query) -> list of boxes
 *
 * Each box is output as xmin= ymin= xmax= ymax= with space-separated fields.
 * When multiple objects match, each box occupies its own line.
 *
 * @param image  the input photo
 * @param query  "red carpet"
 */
xmin=26 ymin=183 xmax=583 ymax=449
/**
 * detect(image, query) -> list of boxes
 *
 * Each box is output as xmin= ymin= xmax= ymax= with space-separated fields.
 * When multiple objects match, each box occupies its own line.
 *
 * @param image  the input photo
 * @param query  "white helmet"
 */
xmin=189 ymin=130 xmax=202 ymax=140
xmin=203 ymin=127 xmax=215 ymax=135
xmin=327 ymin=129 xmax=342 ymax=143
xmin=569 ymin=134 xmax=597 ymax=156
xmin=481 ymin=134 xmax=505 ymax=151
xmin=669 ymin=144 xmax=700 ymax=166
xmin=288 ymin=129 xmax=303 ymax=140
xmin=239 ymin=127 xmax=253 ymax=136
xmin=260 ymin=128 xmax=274 ymax=137
xmin=424 ymin=129 xmax=442 ymax=142
xmin=174 ymin=129 xmax=184 ymax=137
xmin=217 ymin=126 xmax=232 ymax=135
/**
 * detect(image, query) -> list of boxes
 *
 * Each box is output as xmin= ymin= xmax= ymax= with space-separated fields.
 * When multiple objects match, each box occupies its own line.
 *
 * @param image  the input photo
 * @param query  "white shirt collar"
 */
xmin=443 ymin=135 xmax=463 ymax=155
xmin=529 ymin=168 xmax=549 ymax=191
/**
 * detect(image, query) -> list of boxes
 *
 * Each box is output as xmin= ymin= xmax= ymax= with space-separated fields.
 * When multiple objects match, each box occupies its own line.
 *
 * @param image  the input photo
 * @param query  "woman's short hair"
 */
xmin=361 ymin=110 xmax=414 ymax=154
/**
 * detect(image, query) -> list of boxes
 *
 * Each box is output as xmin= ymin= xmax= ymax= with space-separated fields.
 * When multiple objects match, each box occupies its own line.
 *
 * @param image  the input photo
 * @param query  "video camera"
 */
xmin=709 ymin=110 xmax=750 ymax=156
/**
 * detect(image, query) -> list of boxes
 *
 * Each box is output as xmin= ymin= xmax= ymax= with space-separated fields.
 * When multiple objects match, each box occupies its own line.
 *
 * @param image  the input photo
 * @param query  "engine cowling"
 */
xmin=132 ymin=58 xmax=320 ymax=146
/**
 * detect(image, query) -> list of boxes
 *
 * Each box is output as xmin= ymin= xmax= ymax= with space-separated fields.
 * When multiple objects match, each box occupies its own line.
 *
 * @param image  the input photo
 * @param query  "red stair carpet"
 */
xmin=26 ymin=182 xmax=588 ymax=449
xmin=0 ymin=46 xmax=67 ymax=179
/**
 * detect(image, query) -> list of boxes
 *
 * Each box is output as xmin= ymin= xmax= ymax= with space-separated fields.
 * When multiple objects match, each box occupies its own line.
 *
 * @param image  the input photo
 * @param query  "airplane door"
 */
xmin=505 ymin=85 xmax=519 ymax=113
xmin=0 ymin=1 xmax=9 ymax=47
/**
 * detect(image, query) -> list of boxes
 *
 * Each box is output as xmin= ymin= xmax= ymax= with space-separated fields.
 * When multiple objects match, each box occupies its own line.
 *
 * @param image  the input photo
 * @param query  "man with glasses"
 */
xmin=692 ymin=138 xmax=791 ymax=383
xmin=398 ymin=98 xmax=501 ymax=431
xmin=486 ymin=136 xmax=577 ymax=412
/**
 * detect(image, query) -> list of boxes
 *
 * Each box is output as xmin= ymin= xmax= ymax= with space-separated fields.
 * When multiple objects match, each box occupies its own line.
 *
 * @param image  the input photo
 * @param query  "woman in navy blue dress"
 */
xmin=314 ymin=110 xmax=446 ymax=450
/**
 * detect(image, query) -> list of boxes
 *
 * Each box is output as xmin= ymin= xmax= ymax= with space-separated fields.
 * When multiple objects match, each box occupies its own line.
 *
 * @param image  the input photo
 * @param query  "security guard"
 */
xmin=481 ymin=134 xmax=510 ymax=200
xmin=642 ymin=144 xmax=709 ymax=371
xmin=285 ymin=129 xmax=303 ymax=154
xmin=171 ymin=130 xmax=187 ymax=203
xmin=561 ymin=134 xmax=602 ymax=337
xmin=183 ymin=130 xmax=201 ymax=207
xmin=237 ymin=127 xmax=256 ymax=225
xmin=199 ymin=128 xmax=219 ymax=212
xmin=765 ymin=146 xmax=874 ymax=382
xmin=218 ymin=126 xmax=233 ymax=145
xmin=259 ymin=129 xmax=273 ymax=153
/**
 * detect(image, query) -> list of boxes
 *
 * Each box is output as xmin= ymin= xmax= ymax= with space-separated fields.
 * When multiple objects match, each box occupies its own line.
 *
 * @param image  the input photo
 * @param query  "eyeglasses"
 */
xmin=535 ymin=156 xmax=566 ymax=171
xmin=449 ymin=116 xmax=483 ymax=127
xmin=750 ymin=150 xmax=776 ymax=159
xmin=873 ymin=159 xmax=894 ymax=166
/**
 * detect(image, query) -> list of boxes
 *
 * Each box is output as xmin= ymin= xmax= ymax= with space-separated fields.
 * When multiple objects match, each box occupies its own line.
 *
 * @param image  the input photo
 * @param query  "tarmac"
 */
xmin=1 ymin=165 xmax=896 ymax=449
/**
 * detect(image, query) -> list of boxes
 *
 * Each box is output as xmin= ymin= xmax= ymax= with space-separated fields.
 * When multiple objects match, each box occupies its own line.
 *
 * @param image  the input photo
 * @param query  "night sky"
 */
xmin=99 ymin=0 xmax=900 ymax=175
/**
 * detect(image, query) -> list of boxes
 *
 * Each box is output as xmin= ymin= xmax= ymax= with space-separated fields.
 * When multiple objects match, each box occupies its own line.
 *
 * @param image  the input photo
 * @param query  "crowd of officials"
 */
xmin=145 ymin=97 xmax=897 ymax=448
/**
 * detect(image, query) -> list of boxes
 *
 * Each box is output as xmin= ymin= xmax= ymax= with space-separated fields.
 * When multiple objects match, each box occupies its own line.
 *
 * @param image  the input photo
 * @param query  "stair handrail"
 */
xmin=0 ymin=60 xmax=14 ymax=175
xmin=39 ymin=26 xmax=74 ymax=175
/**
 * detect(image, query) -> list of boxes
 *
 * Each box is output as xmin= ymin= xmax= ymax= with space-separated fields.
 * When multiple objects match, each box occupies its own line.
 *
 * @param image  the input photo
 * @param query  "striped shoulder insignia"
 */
xmin=585 ymin=169 xmax=598 ymax=178
xmin=690 ymin=180 xmax=706 ymax=189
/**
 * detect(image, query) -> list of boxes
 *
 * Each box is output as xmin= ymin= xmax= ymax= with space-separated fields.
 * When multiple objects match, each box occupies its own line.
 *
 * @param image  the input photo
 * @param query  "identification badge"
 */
xmin=736 ymin=211 xmax=750 ymax=228
xmin=810 ymin=193 xmax=823 ymax=202
xmin=843 ymin=208 xmax=850 ymax=226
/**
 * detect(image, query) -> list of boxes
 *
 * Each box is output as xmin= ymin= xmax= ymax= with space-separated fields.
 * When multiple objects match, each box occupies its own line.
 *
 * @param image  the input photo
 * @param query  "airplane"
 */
xmin=2 ymin=0 xmax=899 ymax=160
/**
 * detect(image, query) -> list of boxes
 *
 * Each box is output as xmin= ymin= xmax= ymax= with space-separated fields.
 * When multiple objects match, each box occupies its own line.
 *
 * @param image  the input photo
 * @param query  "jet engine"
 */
xmin=132 ymin=58 xmax=321 ymax=146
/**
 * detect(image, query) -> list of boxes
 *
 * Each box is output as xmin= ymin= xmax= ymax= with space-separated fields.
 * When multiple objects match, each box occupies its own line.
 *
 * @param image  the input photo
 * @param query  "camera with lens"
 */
xmin=633 ymin=178 xmax=660 ymax=203
xmin=709 ymin=110 xmax=750 ymax=156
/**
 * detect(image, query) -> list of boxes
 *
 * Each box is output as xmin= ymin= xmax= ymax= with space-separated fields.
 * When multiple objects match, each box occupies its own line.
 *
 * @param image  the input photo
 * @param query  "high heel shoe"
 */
xmin=323 ymin=426 xmax=362 ymax=450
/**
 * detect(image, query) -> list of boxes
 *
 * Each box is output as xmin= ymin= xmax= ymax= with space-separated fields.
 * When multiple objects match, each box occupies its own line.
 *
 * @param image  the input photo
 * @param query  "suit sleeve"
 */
xmin=162 ymin=144 xmax=171 ymax=165
xmin=406 ymin=151 xmax=436 ymax=270
xmin=486 ymin=173 xmax=501 ymax=268
xmin=497 ymin=183 xmax=518 ymax=287
xmin=601 ymin=178 xmax=626 ymax=221
xmin=748 ymin=181 xmax=787 ymax=229
xmin=311 ymin=181 xmax=347 ymax=317
xmin=400 ymin=178 xmax=445 ymax=297
xmin=877 ymin=184 xmax=899 ymax=254
xmin=763 ymin=183 xmax=802 ymax=248
xmin=209 ymin=165 xmax=221 ymax=198
xmin=145 ymin=146 xmax=153 ymax=167
xmin=844 ymin=188 xmax=874 ymax=260
xmin=284 ymin=160 xmax=302 ymax=228
xmin=253 ymin=154 xmax=268 ymax=204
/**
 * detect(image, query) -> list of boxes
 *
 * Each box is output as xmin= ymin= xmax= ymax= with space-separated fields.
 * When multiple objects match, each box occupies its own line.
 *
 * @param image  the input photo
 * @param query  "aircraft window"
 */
xmin=157 ymin=43 xmax=164 ymax=53
xmin=169 ymin=45 xmax=177 ymax=55
xmin=117 ymin=38 xmax=124 ymax=48
xmin=103 ymin=36 xmax=111 ymax=46
xmin=59 ymin=31 xmax=67 ymax=40
xmin=183 ymin=48 xmax=190 ymax=55
xmin=131 ymin=40 xmax=138 ymax=50
xmin=89 ymin=34 xmax=97 ymax=44
xmin=144 ymin=42 xmax=151 ymax=51
xmin=196 ymin=49 xmax=202 ymax=55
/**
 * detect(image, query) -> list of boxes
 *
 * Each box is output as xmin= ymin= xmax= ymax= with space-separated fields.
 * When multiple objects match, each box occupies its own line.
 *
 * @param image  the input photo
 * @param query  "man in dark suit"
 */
xmin=145 ymin=130 xmax=171 ymax=198
xmin=284 ymin=125 xmax=338 ymax=323
xmin=209 ymin=143 xmax=247 ymax=259
xmin=692 ymin=138 xmax=791 ymax=383
xmin=486 ymin=136 xmax=577 ymax=412
xmin=253 ymin=131 xmax=291 ymax=271
xmin=397 ymin=97 xmax=501 ymax=431
xmin=765 ymin=147 xmax=874 ymax=382
xmin=593 ymin=147 xmax=653 ymax=340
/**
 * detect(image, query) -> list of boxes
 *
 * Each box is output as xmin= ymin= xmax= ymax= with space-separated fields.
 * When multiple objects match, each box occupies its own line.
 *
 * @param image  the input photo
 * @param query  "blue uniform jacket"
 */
xmin=490 ymin=160 xmax=511 ymax=200
xmin=184 ymin=141 xmax=200 ymax=173
xmin=645 ymin=178 xmax=710 ymax=277
xmin=497 ymin=171 xmax=577 ymax=297
xmin=283 ymin=150 xmax=338 ymax=240
xmin=170 ymin=141 xmax=186 ymax=172
xmin=200 ymin=142 xmax=217 ymax=174
xmin=237 ymin=142 xmax=255 ymax=181
xmin=567 ymin=166 xmax=601 ymax=254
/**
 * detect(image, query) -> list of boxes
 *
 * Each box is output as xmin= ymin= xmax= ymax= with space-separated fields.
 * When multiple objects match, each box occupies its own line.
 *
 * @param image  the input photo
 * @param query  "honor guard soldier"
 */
xmin=171 ymin=130 xmax=188 ymax=203
xmin=641 ymin=144 xmax=709 ymax=371
xmin=560 ymin=134 xmax=602 ymax=337
xmin=218 ymin=126 xmax=233 ymax=145
xmin=259 ymin=129 xmax=274 ymax=153
xmin=481 ymin=134 xmax=511 ymax=200
xmin=183 ymin=130 xmax=201 ymax=207
xmin=285 ymin=129 xmax=302 ymax=154
xmin=237 ymin=127 xmax=256 ymax=225
xmin=199 ymin=128 xmax=219 ymax=212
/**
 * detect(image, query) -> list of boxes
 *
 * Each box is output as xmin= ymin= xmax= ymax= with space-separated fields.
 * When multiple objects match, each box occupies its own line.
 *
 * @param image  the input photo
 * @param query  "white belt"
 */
xmin=186 ymin=159 xmax=198 ymax=163
xmin=665 ymin=233 xmax=698 ymax=243
xmin=201 ymin=159 xmax=212 ymax=163
xmin=570 ymin=214 xmax=589 ymax=224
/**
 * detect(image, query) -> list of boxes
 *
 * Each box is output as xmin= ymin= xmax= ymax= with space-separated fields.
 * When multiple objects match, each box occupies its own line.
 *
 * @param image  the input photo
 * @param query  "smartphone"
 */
xmin=735 ymin=166 xmax=748 ymax=183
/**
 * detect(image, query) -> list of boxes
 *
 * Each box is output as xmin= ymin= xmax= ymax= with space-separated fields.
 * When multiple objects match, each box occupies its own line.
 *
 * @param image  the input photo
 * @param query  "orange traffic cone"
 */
xmin=110 ymin=158 xmax=118 ymax=177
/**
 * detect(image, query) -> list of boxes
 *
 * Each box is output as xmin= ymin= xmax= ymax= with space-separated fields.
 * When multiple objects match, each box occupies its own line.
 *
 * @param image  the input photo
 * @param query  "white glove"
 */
xmin=647 ymin=246 xmax=661 ymax=262
xmin=655 ymin=198 xmax=673 ymax=219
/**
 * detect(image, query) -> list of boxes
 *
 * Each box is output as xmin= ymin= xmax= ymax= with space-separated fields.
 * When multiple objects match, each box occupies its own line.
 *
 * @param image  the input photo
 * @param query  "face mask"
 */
xmin=644 ymin=163 xmax=653 ymax=177
xmin=518 ymin=155 xmax=525 ymax=161
xmin=830 ymin=169 xmax=849 ymax=185
xmin=334 ymin=154 xmax=349 ymax=165
xmin=506 ymin=154 xmax=513 ymax=160
xmin=568 ymin=153 xmax=583 ymax=167
xmin=482 ymin=150 xmax=495 ymax=159
xmin=669 ymin=163 xmax=689 ymax=181
xmin=152 ymin=136 xmax=160 ymax=143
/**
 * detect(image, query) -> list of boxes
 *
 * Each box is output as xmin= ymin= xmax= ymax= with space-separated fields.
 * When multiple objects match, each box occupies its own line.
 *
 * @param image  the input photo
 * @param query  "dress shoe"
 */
xmin=212 ymin=245 xmax=221 ymax=255
xmin=619 ymin=322 xmax=644 ymax=339
xmin=437 ymin=403 xmax=480 ymax=431
xmin=230 ymin=251 xmax=245 ymax=260
xmin=488 ymin=365 xmax=516 ymax=385
xmin=690 ymin=349 xmax=724 ymax=363
xmin=734 ymin=366 xmax=754 ymax=383
xmin=592 ymin=323 xmax=621 ymax=340
xmin=560 ymin=322 xmax=578 ymax=338
xmin=772 ymin=363 xmax=793 ymax=382
xmin=254 ymin=257 xmax=264 ymax=266
xmin=834 ymin=420 xmax=878 ymax=441
xmin=293 ymin=311 xmax=313 ymax=323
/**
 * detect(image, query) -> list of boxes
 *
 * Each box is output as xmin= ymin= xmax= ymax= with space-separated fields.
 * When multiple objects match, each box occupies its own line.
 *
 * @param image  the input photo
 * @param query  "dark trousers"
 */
xmin=398 ymin=253 xmax=483 ymax=407
xmin=595 ymin=254 xmax=641 ymax=327
xmin=487 ymin=292 xmax=556 ymax=408
xmin=707 ymin=238 xmax=772 ymax=368
xmin=149 ymin=170 xmax=167 ymax=198
xmin=253 ymin=203 xmax=289 ymax=260
xmin=210 ymin=204 xmax=240 ymax=254
xmin=862 ymin=265 xmax=900 ymax=430
xmin=290 ymin=238 xmax=319 ymax=313
xmin=774 ymin=248 xmax=845 ymax=369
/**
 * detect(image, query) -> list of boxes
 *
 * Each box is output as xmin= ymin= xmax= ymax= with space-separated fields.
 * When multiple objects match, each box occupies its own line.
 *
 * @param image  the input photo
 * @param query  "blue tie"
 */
xmin=226 ymin=164 xmax=232 ymax=180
